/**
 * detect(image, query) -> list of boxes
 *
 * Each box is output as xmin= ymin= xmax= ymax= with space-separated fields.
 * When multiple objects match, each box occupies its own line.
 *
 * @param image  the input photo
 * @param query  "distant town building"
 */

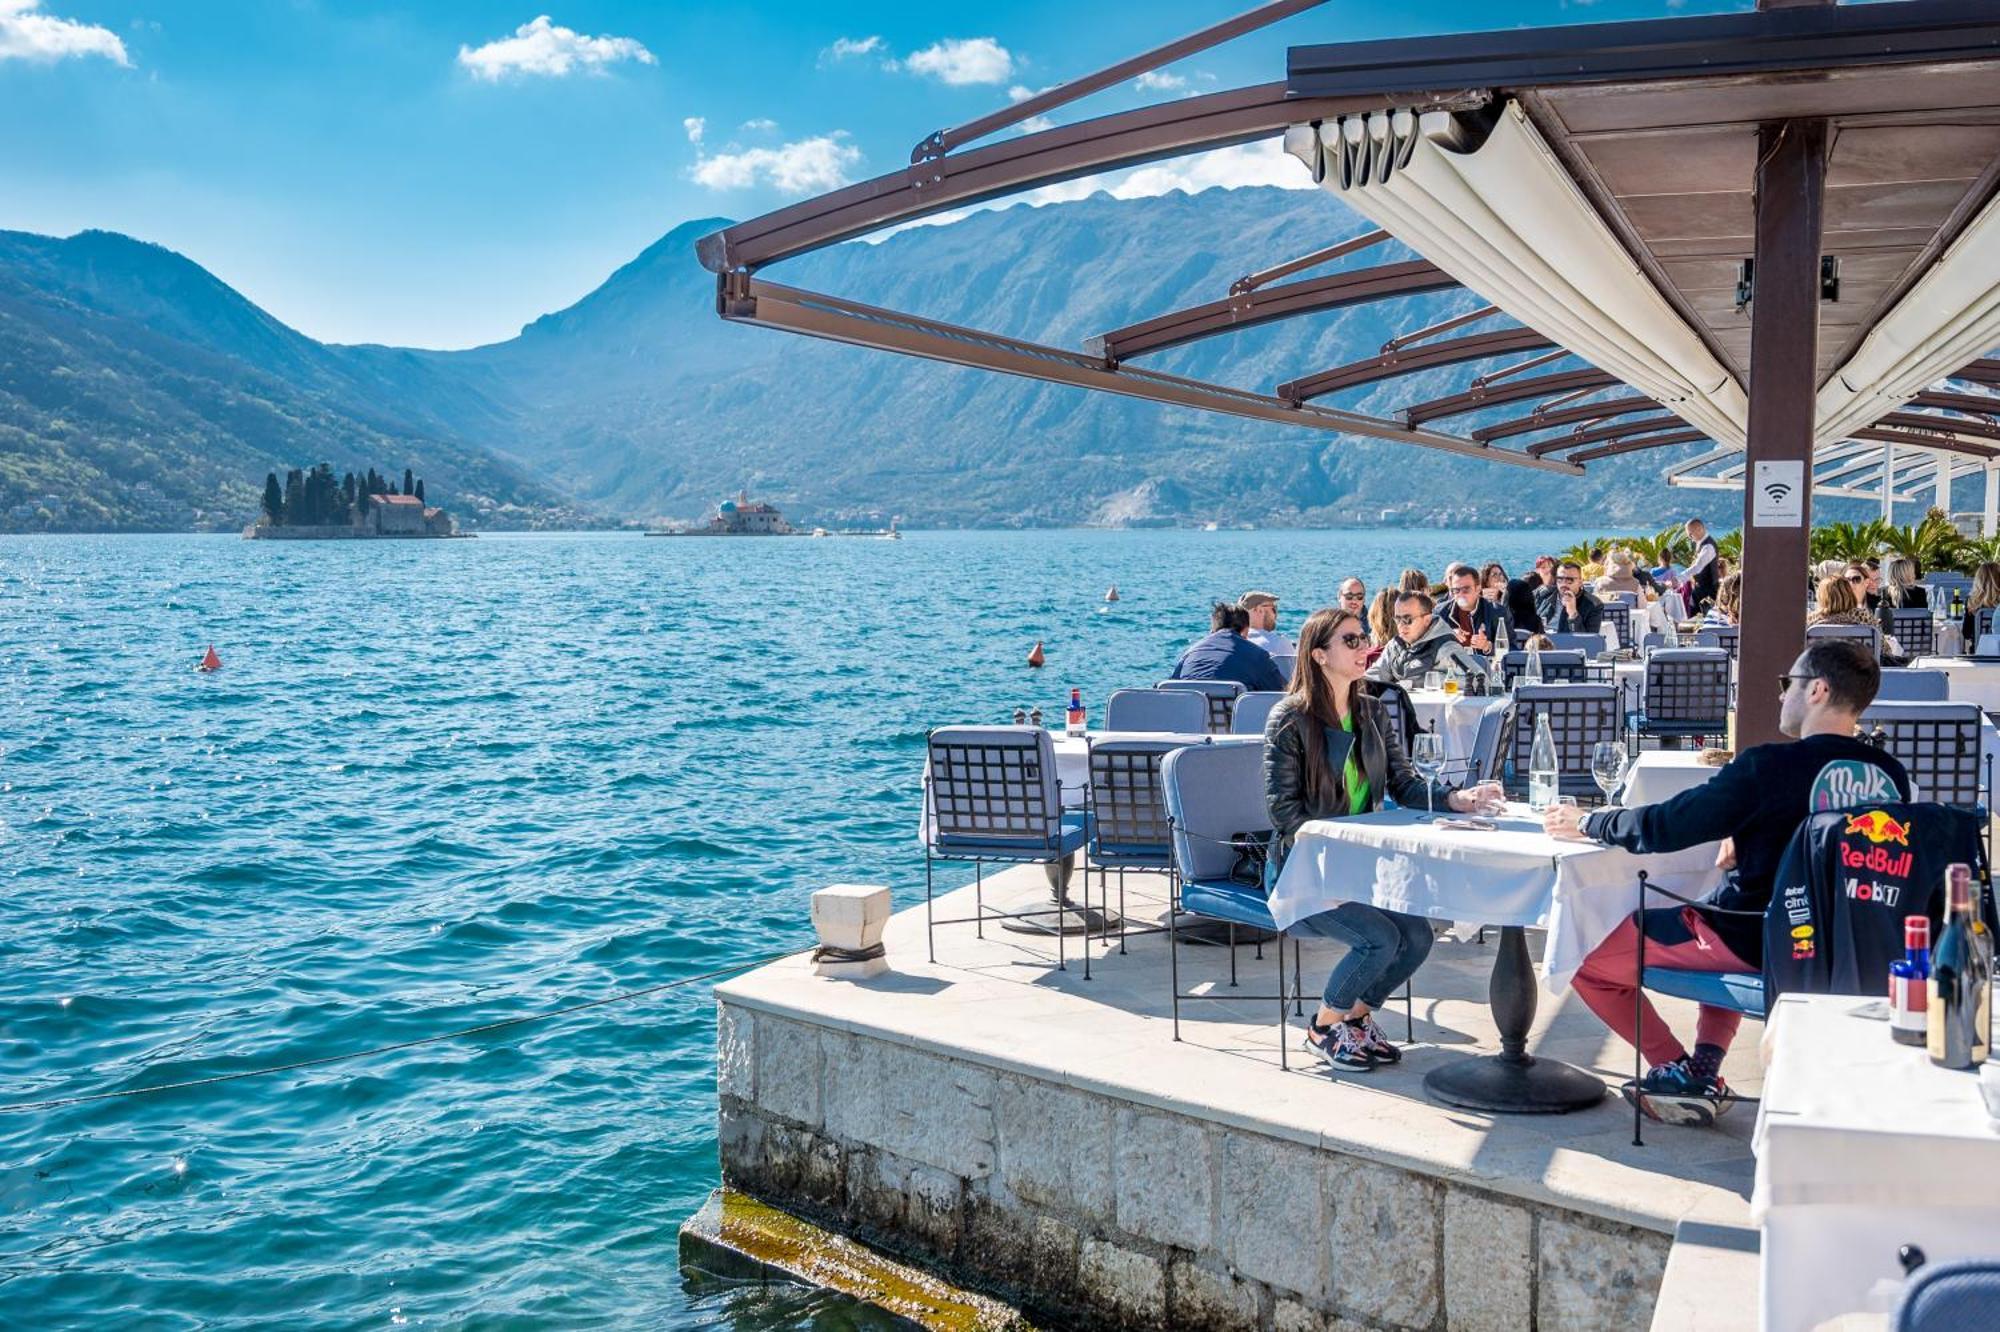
xmin=362 ymin=492 xmax=453 ymax=536
xmin=700 ymin=491 xmax=792 ymax=535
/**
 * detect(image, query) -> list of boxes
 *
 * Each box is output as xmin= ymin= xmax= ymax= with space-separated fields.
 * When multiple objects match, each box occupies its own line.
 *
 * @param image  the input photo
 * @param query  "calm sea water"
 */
xmin=0 ymin=528 xmax=1587 ymax=1329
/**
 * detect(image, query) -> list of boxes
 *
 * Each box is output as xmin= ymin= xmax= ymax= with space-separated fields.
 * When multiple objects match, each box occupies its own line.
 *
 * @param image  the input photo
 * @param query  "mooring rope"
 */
xmin=0 ymin=945 xmax=804 ymax=1116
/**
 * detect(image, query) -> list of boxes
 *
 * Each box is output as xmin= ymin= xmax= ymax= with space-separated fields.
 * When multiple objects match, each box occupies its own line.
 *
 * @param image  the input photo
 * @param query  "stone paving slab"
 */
xmin=717 ymin=865 xmax=1756 ymax=1239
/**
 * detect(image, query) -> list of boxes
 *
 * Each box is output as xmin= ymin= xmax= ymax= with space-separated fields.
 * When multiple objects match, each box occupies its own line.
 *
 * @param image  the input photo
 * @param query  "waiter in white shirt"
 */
xmin=1240 ymin=591 xmax=1295 ymax=657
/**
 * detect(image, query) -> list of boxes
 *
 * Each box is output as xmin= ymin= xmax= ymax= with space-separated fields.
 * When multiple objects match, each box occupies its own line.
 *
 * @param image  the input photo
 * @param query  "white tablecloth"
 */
xmin=1908 ymin=657 xmax=2000 ymax=711
xmin=1268 ymin=803 xmax=1723 ymax=992
xmin=1619 ymin=750 xmax=1723 ymax=807
xmin=1754 ymin=994 xmax=2000 ymax=1329
xmin=1407 ymin=691 xmax=1508 ymax=775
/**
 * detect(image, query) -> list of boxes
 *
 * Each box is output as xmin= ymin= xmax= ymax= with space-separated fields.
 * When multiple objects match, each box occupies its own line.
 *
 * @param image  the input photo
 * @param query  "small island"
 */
xmin=244 ymin=464 xmax=465 ymax=539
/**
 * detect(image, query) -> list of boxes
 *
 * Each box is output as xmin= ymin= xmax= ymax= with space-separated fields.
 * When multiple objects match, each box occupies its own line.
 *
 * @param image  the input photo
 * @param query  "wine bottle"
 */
xmin=1927 ymin=863 xmax=1991 ymax=1069
xmin=1889 ymin=916 xmax=1930 ymax=1047
xmin=1065 ymin=687 xmax=1086 ymax=737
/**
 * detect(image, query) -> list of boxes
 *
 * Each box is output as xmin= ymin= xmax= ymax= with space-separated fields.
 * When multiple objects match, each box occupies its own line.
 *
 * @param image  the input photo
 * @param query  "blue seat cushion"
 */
xmin=933 ymin=812 xmax=1089 ymax=861
xmin=1092 ymin=843 xmax=1173 ymax=868
xmin=1179 ymin=878 xmax=1278 ymax=931
xmin=1640 ymin=967 xmax=1767 ymax=1019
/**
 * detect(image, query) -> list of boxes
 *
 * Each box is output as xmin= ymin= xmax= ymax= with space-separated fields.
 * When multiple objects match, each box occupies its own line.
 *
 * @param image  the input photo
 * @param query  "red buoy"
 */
xmin=1026 ymin=640 xmax=1045 ymax=668
xmin=198 ymin=644 xmax=222 ymax=672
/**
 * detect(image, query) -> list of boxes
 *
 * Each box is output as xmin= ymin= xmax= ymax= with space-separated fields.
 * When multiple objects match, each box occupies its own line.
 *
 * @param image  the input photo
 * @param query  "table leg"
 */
xmin=1422 ymin=925 xmax=1605 ymax=1114
xmin=1003 ymin=853 xmax=1121 ymax=936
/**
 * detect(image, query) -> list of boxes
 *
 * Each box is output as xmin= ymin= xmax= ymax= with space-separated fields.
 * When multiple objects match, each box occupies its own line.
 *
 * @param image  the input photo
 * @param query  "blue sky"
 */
xmin=1 ymin=0 xmax=1744 ymax=349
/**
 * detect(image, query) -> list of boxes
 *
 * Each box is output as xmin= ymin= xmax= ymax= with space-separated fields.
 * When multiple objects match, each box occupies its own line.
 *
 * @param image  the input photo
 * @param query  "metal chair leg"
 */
xmin=925 ymin=849 xmax=936 ymax=964
xmin=1405 ymin=978 xmax=1414 ymax=1044
xmin=1634 ymin=871 xmax=1649 ymax=1149
xmin=1228 ymin=922 xmax=1239 ymax=987
xmin=1170 ymin=882 xmax=1182 ymax=1043
xmin=1277 ymin=928 xmax=1289 ymax=1071
xmin=1293 ymin=937 xmax=1303 ymax=1016
xmin=975 ymin=863 xmax=985 ymax=940
xmin=1118 ymin=867 xmax=1128 ymax=955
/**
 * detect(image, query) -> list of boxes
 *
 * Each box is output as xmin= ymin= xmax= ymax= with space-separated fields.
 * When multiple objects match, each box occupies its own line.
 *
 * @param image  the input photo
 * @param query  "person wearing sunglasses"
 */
xmin=1264 ymin=607 xmax=1505 ymax=1070
xmin=1544 ymin=640 xmax=1908 ymax=1126
xmin=1531 ymin=560 xmax=1605 ymax=634
xmin=1367 ymin=590 xmax=1489 ymax=687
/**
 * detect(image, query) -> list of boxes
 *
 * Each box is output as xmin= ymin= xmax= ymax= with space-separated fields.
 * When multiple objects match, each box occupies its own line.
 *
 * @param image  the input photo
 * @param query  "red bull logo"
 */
xmin=1844 ymin=811 xmax=1910 ymax=846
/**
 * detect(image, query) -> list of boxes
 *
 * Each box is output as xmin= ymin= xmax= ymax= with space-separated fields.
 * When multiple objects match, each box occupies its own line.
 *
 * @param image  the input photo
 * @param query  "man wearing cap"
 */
xmin=1240 ymin=591 xmax=1295 ymax=657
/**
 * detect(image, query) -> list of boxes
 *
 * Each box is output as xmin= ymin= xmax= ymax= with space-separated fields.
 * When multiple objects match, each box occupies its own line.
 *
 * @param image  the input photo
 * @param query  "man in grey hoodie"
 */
xmin=1368 ymin=591 xmax=1489 ymax=686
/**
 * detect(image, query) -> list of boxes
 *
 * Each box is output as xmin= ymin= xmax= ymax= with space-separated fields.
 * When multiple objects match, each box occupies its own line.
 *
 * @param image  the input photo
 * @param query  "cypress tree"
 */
xmin=414 ymin=478 xmax=425 ymax=504
xmin=403 ymin=467 xmax=414 ymax=496
xmin=284 ymin=469 xmax=304 ymax=525
xmin=262 ymin=472 xmax=284 ymax=524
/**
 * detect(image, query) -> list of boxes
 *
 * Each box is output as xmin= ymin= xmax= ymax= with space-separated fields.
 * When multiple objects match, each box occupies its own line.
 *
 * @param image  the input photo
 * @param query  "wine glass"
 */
xmin=1411 ymin=732 xmax=1445 ymax=820
xmin=1591 ymin=740 xmax=1629 ymax=804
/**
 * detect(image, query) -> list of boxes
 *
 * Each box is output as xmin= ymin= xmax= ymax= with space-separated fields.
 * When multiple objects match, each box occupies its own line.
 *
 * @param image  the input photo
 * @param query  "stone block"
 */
xmin=823 ymin=1033 xmax=997 ymax=1180
xmin=1219 ymin=1130 xmax=1326 ymax=1300
xmin=761 ymin=1122 xmax=844 ymax=1215
xmin=1272 ymin=1299 xmax=1372 ymax=1332
xmin=716 ymin=1002 xmax=753 ymax=1102
xmin=755 ymin=1017 xmax=822 ymax=1129
xmin=1168 ymin=1258 xmax=1261 ymax=1332
xmin=1078 ymin=1236 xmax=1167 ymax=1328
xmin=717 ymin=1105 xmax=765 ymax=1184
xmin=1112 ymin=1108 xmax=1212 ymax=1252
xmin=1327 ymin=1159 xmax=1440 ymax=1329
xmin=1537 ymin=1215 xmax=1669 ymax=1332
xmin=993 ymin=1077 xmax=1112 ymax=1221
xmin=1442 ymin=1191 xmax=1534 ymax=1332
xmin=811 ymin=883 xmax=891 ymax=978
xmin=846 ymin=1150 xmax=962 ymax=1260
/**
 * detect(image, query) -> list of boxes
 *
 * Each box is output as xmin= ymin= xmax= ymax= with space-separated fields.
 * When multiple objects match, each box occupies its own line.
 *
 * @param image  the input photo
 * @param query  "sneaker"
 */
xmin=1305 ymin=1018 xmax=1375 ymax=1070
xmin=1620 ymin=1057 xmax=1736 ymax=1127
xmin=1359 ymin=1014 xmax=1403 ymax=1064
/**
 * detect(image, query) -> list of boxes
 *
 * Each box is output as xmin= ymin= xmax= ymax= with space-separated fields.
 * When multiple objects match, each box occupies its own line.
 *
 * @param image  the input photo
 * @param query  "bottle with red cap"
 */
xmin=1888 ymin=915 xmax=1930 ymax=1047
xmin=1065 ymin=687 xmax=1086 ymax=736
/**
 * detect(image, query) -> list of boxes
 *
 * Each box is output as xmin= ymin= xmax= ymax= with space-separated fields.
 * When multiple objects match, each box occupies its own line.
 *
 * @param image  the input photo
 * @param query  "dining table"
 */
xmin=1269 ymin=801 xmax=1723 ymax=1113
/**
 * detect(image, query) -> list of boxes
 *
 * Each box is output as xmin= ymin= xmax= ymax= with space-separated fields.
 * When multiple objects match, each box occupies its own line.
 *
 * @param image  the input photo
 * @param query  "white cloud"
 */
xmin=0 ymin=0 xmax=128 ymax=65
xmin=819 ymin=34 xmax=882 ymax=64
xmin=1133 ymin=70 xmax=1185 ymax=92
xmin=682 ymin=116 xmax=705 ymax=146
xmin=901 ymin=36 xmax=1012 ymax=86
xmin=690 ymin=132 xmax=862 ymax=195
xmin=457 ymin=15 xmax=655 ymax=82
xmin=740 ymin=117 xmax=778 ymax=132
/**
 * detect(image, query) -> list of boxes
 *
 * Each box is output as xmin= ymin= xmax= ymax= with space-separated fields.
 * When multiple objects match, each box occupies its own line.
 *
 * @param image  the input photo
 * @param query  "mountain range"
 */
xmin=0 ymin=187 xmax=1743 ymax=533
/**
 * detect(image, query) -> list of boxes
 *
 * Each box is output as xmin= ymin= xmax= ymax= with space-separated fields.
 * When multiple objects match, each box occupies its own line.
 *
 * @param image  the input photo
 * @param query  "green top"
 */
xmin=1339 ymin=710 xmax=1369 ymax=815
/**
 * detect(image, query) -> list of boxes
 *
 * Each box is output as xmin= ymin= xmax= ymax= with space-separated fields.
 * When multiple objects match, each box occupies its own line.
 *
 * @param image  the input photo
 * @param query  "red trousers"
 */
xmin=1569 ymin=907 xmax=1755 ymax=1069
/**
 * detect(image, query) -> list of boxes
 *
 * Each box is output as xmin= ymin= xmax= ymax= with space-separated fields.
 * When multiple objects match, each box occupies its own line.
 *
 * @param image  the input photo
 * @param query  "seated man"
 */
xmin=1544 ymin=640 xmax=1909 ymax=1126
xmin=1534 ymin=561 xmax=1605 ymax=634
xmin=1368 ymin=591 xmax=1488 ymax=686
xmin=1240 ymin=590 xmax=1296 ymax=657
xmin=1439 ymin=562 xmax=1506 ymax=655
xmin=1173 ymin=601 xmax=1286 ymax=692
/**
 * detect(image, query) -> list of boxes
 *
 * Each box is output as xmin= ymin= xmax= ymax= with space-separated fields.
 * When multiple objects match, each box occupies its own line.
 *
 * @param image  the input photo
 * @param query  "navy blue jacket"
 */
xmin=1172 ymin=630 xmax=1286 ymax=693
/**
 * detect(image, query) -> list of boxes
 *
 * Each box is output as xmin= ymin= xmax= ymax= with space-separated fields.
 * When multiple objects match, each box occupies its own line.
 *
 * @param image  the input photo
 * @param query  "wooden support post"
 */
xmin=1737 ymin=117 xmax=1827 ymax=747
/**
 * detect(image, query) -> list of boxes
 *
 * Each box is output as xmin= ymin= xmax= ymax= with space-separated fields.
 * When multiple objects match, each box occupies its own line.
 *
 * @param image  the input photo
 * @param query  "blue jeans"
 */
xmin=1290 ymin=902 xmax=1434 ymax=1011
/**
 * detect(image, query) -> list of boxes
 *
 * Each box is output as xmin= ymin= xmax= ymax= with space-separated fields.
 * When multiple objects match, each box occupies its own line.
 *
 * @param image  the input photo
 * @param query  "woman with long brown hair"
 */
xmin=1263 ymin=606 xmax=1503 ymax=1070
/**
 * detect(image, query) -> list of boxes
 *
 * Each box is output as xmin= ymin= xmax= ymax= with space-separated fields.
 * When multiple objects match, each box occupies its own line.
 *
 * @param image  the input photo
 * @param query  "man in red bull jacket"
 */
xmin=1543 ymin=640 xmax=1909 ymax=1126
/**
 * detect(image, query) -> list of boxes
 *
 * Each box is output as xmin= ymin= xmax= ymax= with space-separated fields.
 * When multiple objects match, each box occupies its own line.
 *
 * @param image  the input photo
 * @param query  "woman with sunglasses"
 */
xmin=1263 ymin=607 xmax=1505 ymax=1070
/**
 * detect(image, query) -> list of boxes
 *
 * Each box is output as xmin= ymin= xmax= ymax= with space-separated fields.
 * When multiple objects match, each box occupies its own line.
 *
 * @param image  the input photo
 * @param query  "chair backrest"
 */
xmin=1156 ymin=678 xmax=1243 ymax=733
xmin=1600 ymin=602 xmax=1633 ymax=650
xmin=1807 ymin=621 xmax=1880 ymax=656
xmin=1229 ymin=691 xmax=1284 ymax=736
xmin=1897 ymin=1259 xmax=2000 ymax=1332
xmin=1641 ymin=648 xmax=1732 ymax=724
xmin=1693 ymin=624 xmax=1740 ymax=659
xmin=1467 ymin=701 xmax=1512 ymax=783
xmin=1859 ymin=701 xmax=1986 ymax=810
xmin=1548 ymin=632 xmax=1608 ymax=658
xmin=1105 ymin=687 xmax=1208 ymax=734
xmin=1976 ymin=605 xmax=1997 ymax=643
xmin=1873 ymin=668 xmax=1950 ymax=702
xmin=1504 ymin=684 xmax=1622 ymax=797
xmin=1362 ymin=678 xmax=1417 ymax=750
xmin=1160 ymin=740 xmax=1268 ymax=883
xmin=1087 ymin=739 xmax=1181 ymax=858
xmin=1500 ymin=650 xmax=1587 ymax=687
xmin=1883 ymin=606 xmax=1937 ymax=658
xmin=926 ymin=726 xmax=1065 ymax=850
xmin=1602 ymin=590 xmax=1641 ymax=608
xmin=1925 ymin=572 xmax=1972 ymax=605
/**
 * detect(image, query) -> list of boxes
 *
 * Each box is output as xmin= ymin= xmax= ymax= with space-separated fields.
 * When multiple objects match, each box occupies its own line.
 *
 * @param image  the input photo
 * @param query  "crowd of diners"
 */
xmin=1166 ymin=518 xmax=1913 ymax=1127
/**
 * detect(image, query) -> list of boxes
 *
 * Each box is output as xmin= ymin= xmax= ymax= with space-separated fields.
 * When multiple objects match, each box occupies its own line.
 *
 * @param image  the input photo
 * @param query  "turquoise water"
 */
xmin=0 ymin=528 xmax=1586 ymax=1328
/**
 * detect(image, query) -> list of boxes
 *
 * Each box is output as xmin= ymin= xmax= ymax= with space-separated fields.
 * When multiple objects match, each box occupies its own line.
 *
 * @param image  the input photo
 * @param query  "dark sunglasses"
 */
xmin=1333 ymin=631 xmax=1370 ymax=649
xmin=1340 ymin=590 xmax=1365 ymax=600
xmin=1846 ymin=573 xmax=1866 ymax=583
xmin=1778 ymin=673 xmax=1819 ymax=698
xmin=1393 ymin=614 xmax=1422 ymax=625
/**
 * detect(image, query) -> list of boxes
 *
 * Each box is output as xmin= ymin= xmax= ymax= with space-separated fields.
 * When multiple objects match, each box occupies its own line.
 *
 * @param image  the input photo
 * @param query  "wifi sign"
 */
xmin=1764 ymin=479 xmax=1794 ymax=505
xmin=1754 ymin=461 xmax=1805 ymax=526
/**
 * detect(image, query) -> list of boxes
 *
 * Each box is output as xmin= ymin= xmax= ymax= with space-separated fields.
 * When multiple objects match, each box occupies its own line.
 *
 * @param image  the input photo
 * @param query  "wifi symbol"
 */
xmin=1764 ymin=480 xmax=1793 ymax=504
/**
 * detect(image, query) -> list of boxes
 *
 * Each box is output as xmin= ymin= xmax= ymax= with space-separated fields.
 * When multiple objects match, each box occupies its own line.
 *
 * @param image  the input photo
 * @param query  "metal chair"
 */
xmin=924 ymin=726 xmax=1091 ymax=971
xmin=1633 ymin=648 xmax=1731 ymax=748
xmin=1156 ymin=678 xmax=1243 ymax=733
xmin=1105 ymin=688 xmax=1207 ymax=734
xmin=1499 ymin=649 xmax=1586 ymax=688
xmin=1883 ymin=607 xmax=1937 ymax=658
xmin=1807 ymin=621 xmax=1880 ymax=657
xmin=1548 ymin=632 xmax=1609 ymax=658
xmin=1229 ymin=690 xmax=1284 ymax=736
xmin=1465 ymin=700 xmax=1512 ymax=783
xmin=1363 ymin=678 xmax=1417 ymax=750
xmin=1874 ymin=669 xmax=1950 ymax=702
xmin=1161 ymin=740 xmax=1298 ymax=1068
xmin=1602 ymin=590 xmax=1641 ymax=608
xmin=1897 ymin=1259 xmax=2000 ymax=1331
xmin=1601 ymin=601 xmax=1634 ymax=651
xmin=1086 ymin=737 xmax=1184 ymax=958
xmin=1861 ymin=702 xmax=1987 ymax=813
xmin=1971 ymin=605 xmax=1997 ymax=652
xmin=1502 ymin=683 xmax=1622 ymax=802
xmin=1693 ymin=624 xmax=1740 ymax=660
